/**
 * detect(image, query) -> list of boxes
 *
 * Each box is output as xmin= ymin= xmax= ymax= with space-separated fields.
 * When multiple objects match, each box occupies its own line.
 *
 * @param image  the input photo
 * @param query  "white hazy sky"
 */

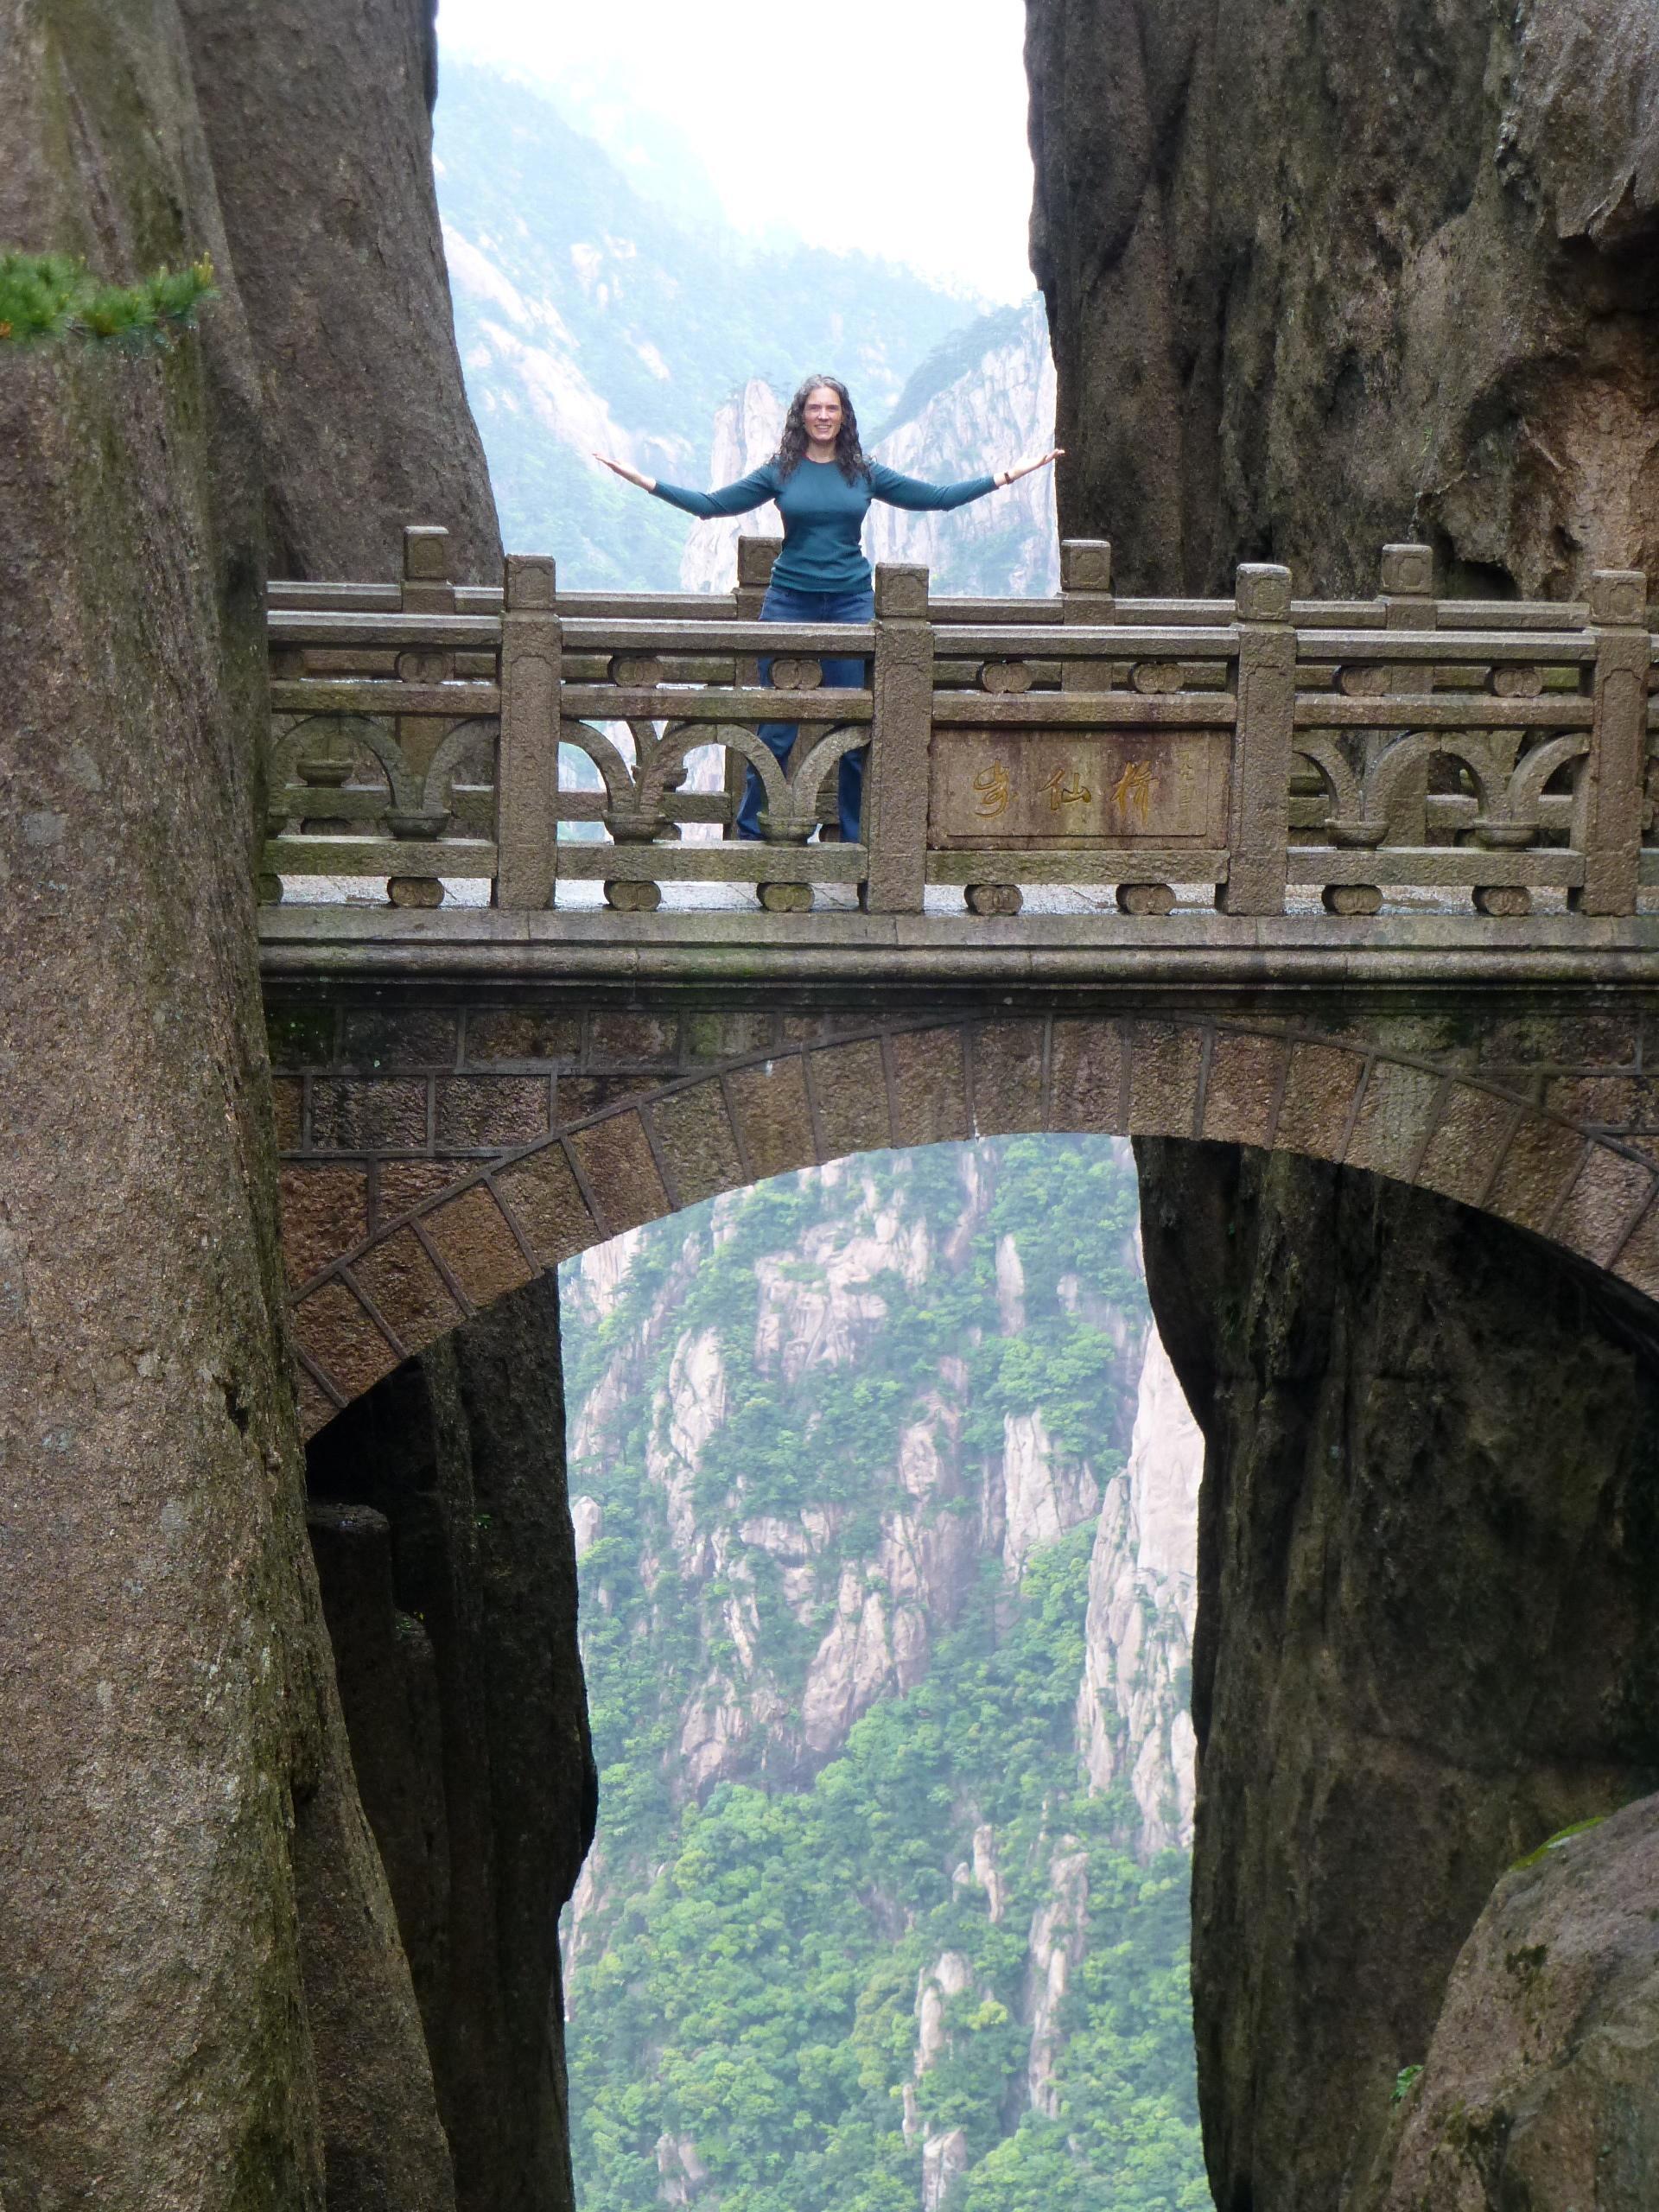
xmin=435 ymin=0 xmax=1037 ymax=302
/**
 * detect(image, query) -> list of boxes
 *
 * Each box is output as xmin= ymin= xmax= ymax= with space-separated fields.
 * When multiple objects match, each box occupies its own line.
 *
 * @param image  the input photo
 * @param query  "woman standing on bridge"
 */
xmin=596 ymin=375 xmax=1059 ymax=846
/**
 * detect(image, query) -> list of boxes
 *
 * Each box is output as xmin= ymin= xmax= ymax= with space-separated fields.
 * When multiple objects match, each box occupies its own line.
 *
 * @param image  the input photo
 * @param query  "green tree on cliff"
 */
xmin=0 ymin=251 xmax=216 ymax=348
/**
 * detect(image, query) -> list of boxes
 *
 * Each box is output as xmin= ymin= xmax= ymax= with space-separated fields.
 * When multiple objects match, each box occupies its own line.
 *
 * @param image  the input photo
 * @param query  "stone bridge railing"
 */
xmin=264 ymin=529 xmax=1659 ymax=923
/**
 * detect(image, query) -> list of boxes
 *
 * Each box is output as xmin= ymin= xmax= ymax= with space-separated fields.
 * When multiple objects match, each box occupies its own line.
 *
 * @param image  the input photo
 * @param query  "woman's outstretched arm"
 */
xmin=870 ymin=448 xmax=1064 ymax=512
xmin=593 ymin=453 xmax=779 ymax=518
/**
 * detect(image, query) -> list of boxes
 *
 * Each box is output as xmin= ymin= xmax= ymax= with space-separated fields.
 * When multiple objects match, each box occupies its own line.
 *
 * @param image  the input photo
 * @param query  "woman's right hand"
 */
xmin=594 ymin=453 xmax=657 ymax=493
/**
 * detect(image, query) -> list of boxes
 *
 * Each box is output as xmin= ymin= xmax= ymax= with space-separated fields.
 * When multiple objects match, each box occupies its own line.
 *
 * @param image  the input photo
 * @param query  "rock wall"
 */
xmin=1357 ymin=1790 xmax=1659 ymax=2212
xmin=176 ymin=5 xmax=588 ymax=2193
xmin=1027 ymin=0 xmax=1659 ymax=596
xmin=178 ymin=0 xmax=501 ymax=582
xmin=1076 ymin=1326 xmax=1201 ymax=1854
xmin=4 ymin=0 xmax=563 ymax=2201
xmin=1027 ymin=5 xmax=1659 ymax=2198
xmin=306 ymin=1273 xmax=596 ymax=2212
xmin=0 ymin=1 xmax=446 ymax=2200
xmin=1138 ymin=1140 xmax=1659 ymax=2210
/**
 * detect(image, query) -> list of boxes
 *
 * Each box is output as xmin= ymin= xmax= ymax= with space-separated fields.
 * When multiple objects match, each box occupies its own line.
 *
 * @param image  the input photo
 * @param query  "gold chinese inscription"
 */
xmin=1110 ymin=759 xmax=1155 ymax=825
xmin=972 ymin=762 xmax=1011 ymax=818
xmin=1042 ymin=764 xmax=1094 ymax=810
xmin=930 ymin=730 xmax=1230 ymax=850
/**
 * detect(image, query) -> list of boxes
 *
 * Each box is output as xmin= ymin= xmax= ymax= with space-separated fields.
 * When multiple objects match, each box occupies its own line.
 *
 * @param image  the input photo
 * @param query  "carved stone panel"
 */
xmin=927 ymin=728 xmax=1231 ymax=849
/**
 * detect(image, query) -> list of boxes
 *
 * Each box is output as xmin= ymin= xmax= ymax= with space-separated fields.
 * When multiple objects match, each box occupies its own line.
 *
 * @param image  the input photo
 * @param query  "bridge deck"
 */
xmin=261 ymin=898 xmax=1659 ymax=1003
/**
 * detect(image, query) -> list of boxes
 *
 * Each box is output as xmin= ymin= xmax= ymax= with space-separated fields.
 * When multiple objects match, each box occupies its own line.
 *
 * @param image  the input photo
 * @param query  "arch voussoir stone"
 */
xmin=271 ymin=1001 xmax=1659 ymax=1433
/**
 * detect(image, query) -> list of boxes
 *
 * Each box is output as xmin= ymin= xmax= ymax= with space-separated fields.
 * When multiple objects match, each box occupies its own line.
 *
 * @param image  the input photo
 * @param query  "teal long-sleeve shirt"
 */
xmin=651 ymin=455 xmax=998 ymax=592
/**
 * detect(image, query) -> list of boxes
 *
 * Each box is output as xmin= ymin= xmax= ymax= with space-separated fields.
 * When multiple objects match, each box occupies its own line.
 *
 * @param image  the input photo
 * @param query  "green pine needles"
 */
xmin=0 ymin=251 xmax=218 ymax=350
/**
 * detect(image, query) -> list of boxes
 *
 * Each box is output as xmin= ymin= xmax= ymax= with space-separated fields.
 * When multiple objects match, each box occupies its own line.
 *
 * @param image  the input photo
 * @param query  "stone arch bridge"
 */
xmin=263 ymin=530 xmax=1659 ymax=1432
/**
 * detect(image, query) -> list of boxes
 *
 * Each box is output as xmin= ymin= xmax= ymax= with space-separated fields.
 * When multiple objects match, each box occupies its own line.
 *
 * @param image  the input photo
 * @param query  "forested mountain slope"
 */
xmin=558 ymin=1140 xmax=1205 ymax=2211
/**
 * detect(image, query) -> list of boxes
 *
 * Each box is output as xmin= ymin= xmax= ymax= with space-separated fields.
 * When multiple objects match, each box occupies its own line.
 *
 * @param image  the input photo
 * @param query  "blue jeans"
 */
xmin=735 ymin=582 xmax=875 ymax=845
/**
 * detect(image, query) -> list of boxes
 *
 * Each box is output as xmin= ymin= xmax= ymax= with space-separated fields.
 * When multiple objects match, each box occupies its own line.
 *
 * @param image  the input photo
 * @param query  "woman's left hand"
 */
xmin=995 ymin=448 xmax=1065 ymax=486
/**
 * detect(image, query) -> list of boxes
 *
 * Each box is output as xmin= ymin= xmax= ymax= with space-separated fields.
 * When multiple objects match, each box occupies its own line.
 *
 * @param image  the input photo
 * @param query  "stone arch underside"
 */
xmin=273 ymin=1005 xmax=1659 ymax=1434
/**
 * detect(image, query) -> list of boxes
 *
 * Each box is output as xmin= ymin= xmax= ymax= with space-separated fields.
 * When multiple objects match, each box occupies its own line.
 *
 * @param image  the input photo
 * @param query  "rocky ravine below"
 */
xmin=564 ymin=1146 xmax=1186 ymax=1821
xmin=557 ymin=1139 xmax=1205 ymax=2208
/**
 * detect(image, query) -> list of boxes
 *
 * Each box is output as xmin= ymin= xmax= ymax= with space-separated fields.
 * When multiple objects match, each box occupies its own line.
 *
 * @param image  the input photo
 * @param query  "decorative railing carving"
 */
xmin=261 ymin=526 xmax=1659 ymax=923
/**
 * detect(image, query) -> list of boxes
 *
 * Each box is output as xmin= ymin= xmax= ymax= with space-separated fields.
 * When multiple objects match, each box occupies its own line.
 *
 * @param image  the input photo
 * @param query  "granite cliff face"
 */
xmin=1357 ymin=1791 xmax=1659 ymax=2211
xmin=1027 ymin=0 xmax=1659 ymax=596
xmin=563 ymin=1147 xmax=1163 ymax=1811
xmin=1140 ymin=1141 xmax=1659 ymax=2211
xmin=1076 ymin=1327 xmax=1201 ymax=1856
xmin=179 ymin=0 xmax=501 ymax=582
xmin=2 ymin=2 xmax=445 ymax=2200
xmin=3 ymin=2 xmax=573 ymax=2202
xmin=866 ymin=298 xmax=1059 ymax=595
xmin=559 ymin=1141 xmax=1207 ymax=2208
xmin=1027 ymin=3 xmax=1659 ymax=2201
xmin=306 ymin=1275 xmax=596 ymax=2212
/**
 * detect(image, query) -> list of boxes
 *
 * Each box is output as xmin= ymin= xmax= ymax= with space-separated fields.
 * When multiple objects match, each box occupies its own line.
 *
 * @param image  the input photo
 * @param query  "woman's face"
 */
xmin=804 ymin=385 xmax=844 ymax=445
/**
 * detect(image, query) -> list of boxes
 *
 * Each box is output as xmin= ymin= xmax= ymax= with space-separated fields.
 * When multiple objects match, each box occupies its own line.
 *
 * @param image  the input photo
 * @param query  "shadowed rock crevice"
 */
xmin=1136 ymin=1138 xmax=1659 ymax=2209
xmin=307 ymin=1271 xmax=597 ymax=2212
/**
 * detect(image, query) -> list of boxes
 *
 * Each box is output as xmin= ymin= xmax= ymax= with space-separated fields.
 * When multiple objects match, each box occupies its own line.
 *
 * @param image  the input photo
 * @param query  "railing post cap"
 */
xmin=504 ymin=552 xmax=556 ymax=612
xmin=403 ymin=524 xmax=453 ymax=582
xmin=736 ymin=536 xmax=781 ymax=588
xmin=1587 ymin=569 xmax=1647 ymax=626
xmin=1061 ymin=539 xmax=1112 ymax=594
xmin=1235 ymin=563 xmax=1293 ymax=622
xmin=1380 ymin=543 xmax=1433 ymax=596
xmin=874 ymin=563 xmax=929 ymax=619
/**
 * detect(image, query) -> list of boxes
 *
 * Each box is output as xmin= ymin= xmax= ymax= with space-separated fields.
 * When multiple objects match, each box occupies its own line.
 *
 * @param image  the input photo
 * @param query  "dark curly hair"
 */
xmin=773 ymin=374 xmax=871 ymax=484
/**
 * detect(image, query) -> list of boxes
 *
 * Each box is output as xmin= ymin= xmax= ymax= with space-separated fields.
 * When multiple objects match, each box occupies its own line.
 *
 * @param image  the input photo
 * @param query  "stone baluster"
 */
xmin=727 ymin=535 xmax=780 ymax=836
xmin=1573 ymin=568 xmax=1649 ymax=916
xmin=495 ymin=553 xmax=561 ymax=912
xmin=387 ymin=524 xmax=458 ymax=908
xmin=1065 ymin=538 xmax=1175 ymax=915
xmin=1059 ymin=538 xmax=1115 ymax=695
xmin=1220 ymin=563 xmax=1295 ymax=916
xmin=861 ymin=563 xmax=933 ymax=914
xmin=1380 ymin=541 xmax=1434 ymax=847
xmin=399 ymin=523 xmax=455 ymax=616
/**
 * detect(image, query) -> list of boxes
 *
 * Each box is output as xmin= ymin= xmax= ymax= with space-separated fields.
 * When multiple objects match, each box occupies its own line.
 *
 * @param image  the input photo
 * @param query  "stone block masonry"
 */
xmin=266 ymin=981 xmax=1659 ymax=1429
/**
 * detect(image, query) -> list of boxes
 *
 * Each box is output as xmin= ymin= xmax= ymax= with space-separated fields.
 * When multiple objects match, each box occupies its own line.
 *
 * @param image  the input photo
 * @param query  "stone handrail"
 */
xmin=262 ymin=525 xmax=1659 ymax=921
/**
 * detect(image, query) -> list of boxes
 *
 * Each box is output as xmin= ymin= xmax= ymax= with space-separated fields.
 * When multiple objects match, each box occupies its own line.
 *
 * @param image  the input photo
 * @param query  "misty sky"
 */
xmin=435 ymin=0 xmax=1037 ymax=303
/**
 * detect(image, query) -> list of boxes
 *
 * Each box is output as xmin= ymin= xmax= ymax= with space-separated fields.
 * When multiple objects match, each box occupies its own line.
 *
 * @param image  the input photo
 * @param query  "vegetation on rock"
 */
xmin=0 ymin=251 xmax=216 ymax=348
xmin=561 ymin=1140 xmax=1205 ymax=2209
